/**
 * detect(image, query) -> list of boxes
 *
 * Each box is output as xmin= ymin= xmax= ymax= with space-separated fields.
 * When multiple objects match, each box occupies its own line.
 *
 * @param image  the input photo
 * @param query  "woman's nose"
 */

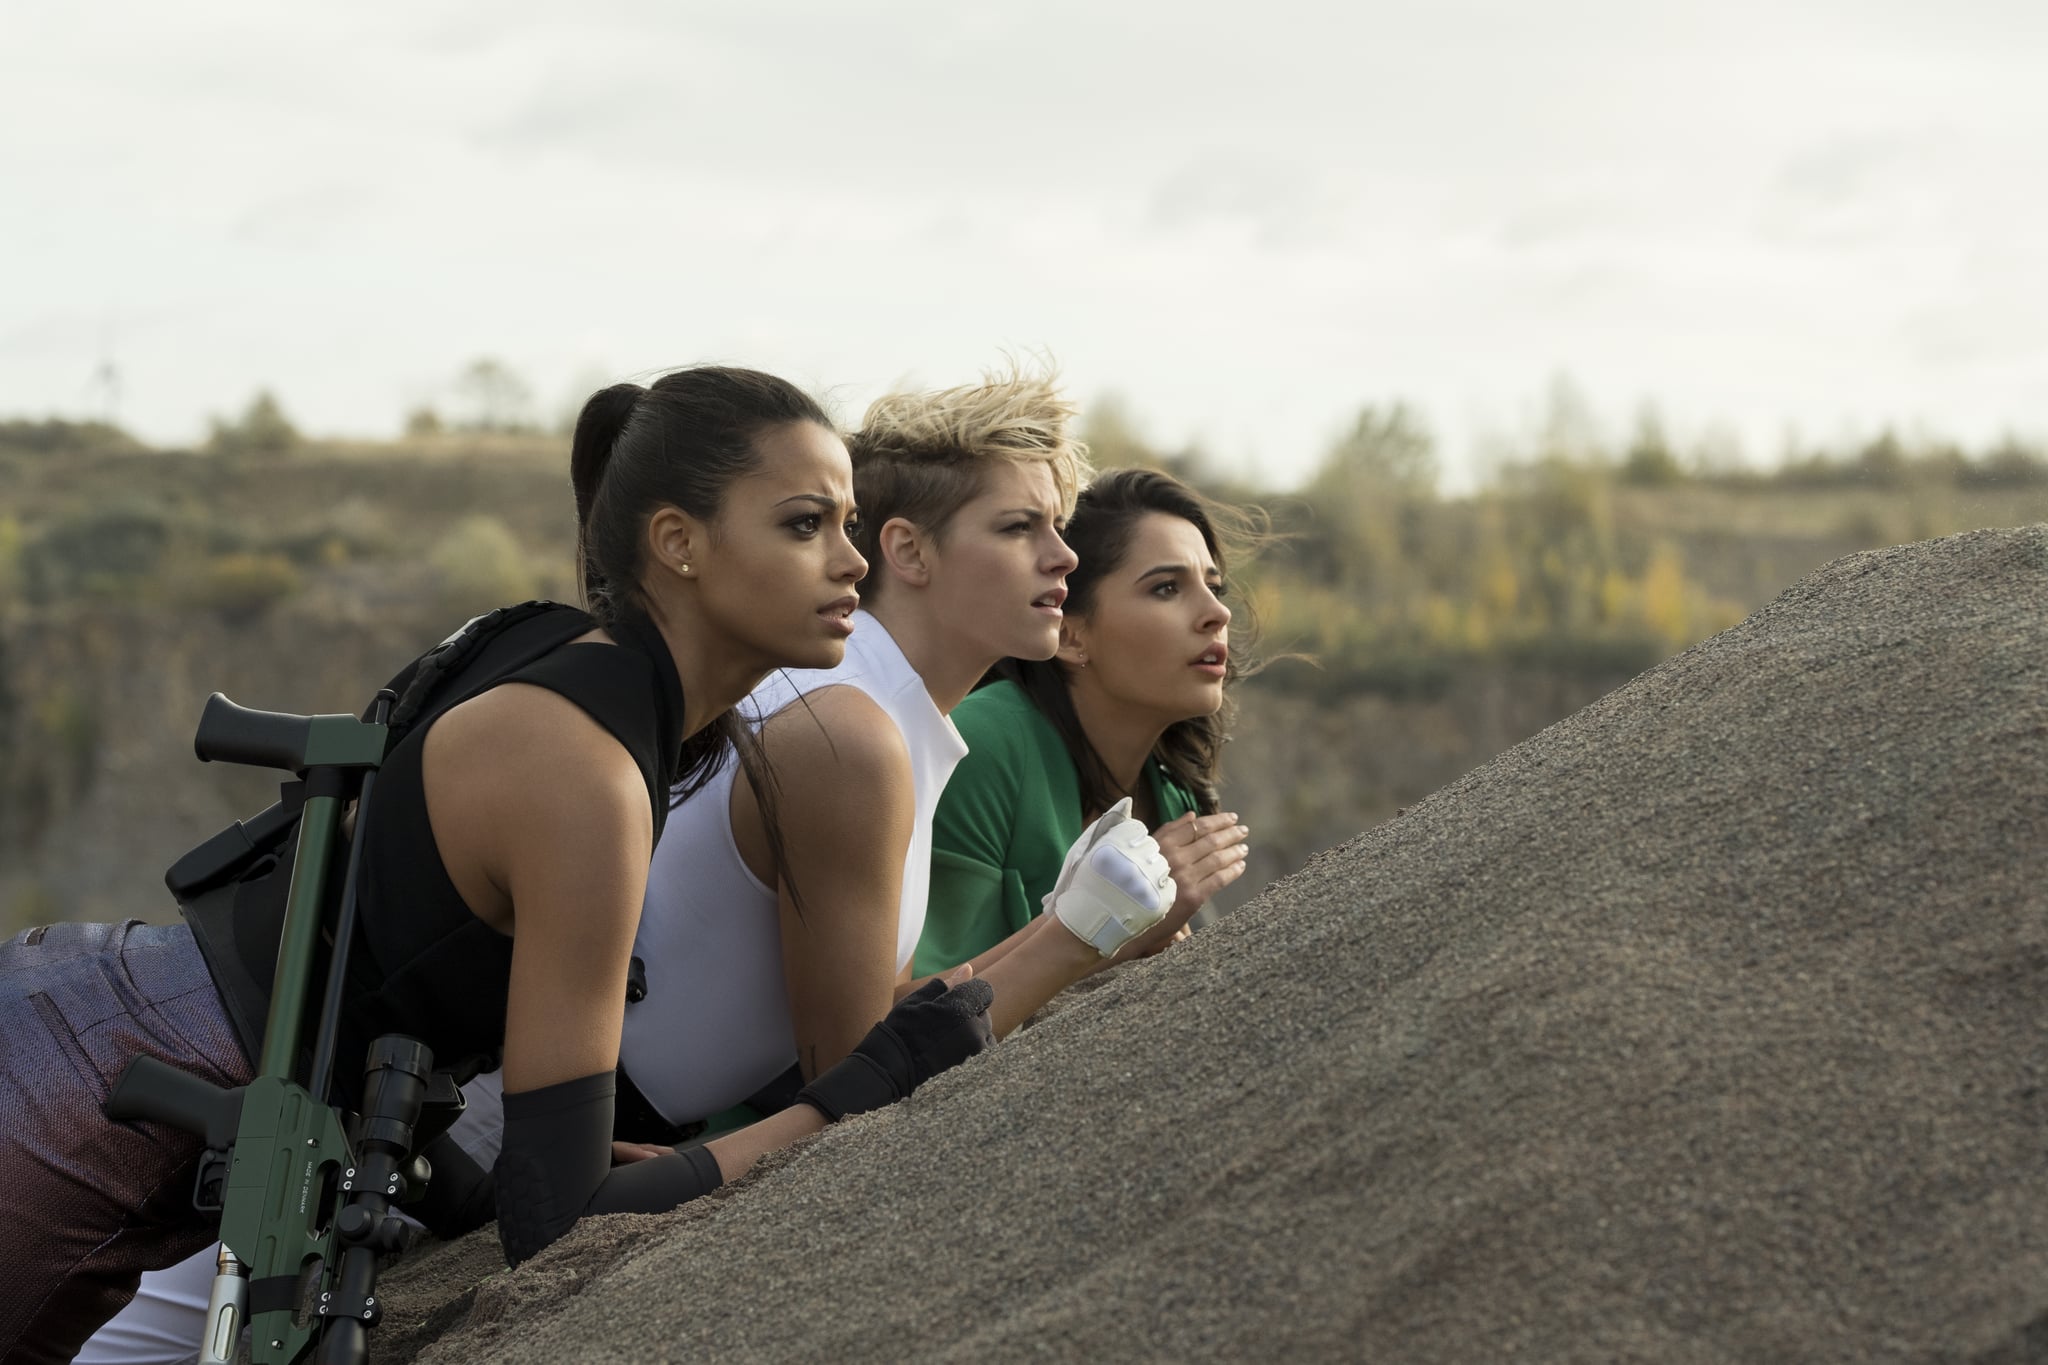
xmin=837 ymin=540 xmax=868 ymax=582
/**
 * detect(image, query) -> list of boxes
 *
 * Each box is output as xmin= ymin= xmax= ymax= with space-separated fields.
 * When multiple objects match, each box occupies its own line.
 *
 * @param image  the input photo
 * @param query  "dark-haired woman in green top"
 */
xmin=919 ymin=468 xmax=1260 ymax=975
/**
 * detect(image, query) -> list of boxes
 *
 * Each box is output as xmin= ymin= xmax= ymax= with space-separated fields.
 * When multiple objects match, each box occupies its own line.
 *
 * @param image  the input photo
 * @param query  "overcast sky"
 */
xmin=4 ymin=0 xmax=2044 ymax=489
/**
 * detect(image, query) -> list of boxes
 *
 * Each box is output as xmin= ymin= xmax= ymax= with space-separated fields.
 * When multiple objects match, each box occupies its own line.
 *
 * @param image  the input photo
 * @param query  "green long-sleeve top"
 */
xmin=918 ymin=679 xmax=1200 ymax=975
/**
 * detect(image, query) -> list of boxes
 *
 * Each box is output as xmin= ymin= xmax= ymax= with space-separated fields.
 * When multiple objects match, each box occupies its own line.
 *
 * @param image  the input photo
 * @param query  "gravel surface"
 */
xmin=383 ymin=526 xmax=2048 ymax=1364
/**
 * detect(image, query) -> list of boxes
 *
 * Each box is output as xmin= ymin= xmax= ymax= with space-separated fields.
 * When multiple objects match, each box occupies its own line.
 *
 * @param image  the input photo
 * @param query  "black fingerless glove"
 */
xmin=795 ymin=977 xmax=996 ymax=1122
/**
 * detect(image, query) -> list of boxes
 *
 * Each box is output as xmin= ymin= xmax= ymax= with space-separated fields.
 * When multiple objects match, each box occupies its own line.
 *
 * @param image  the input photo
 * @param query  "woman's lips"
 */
xmin=819 ymin=597 xmax=859 ymax=636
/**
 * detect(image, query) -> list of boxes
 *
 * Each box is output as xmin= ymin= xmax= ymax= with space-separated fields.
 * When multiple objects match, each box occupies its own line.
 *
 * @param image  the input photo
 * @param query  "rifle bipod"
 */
xmin=104 ymin=689 xmax=462 ymax=1364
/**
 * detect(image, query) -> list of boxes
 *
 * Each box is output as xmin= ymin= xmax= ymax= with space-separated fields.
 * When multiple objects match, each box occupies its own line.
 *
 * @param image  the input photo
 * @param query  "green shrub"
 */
xmin=206 ymin=391 xmax=300 ymax=458
xmin=271 ymin=496 xmax=395 ymax=567
xmin=0 ymin=419 xmax=145 ymax=456
xmin=0 ymin=515 xmax=21 ymax=603
xmin=1962 ymin=443 xmax=2048 ymax=489
xmin=21 ymin=502 xmax=179 ymax=603
xmin=430 ymin=515 xmax=539 ymax=615
xmin=188 ymin=552 xmax=302 ymax=620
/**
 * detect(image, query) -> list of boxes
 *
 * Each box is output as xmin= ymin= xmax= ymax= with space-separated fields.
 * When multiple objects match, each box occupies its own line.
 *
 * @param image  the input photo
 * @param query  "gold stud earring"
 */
xmin=680 ymin=563 xmax=692 ymax=575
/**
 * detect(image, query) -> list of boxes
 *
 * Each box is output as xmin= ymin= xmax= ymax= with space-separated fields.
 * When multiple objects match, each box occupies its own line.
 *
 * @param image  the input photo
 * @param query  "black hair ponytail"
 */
xmin=573 ymin=367 xmax=831 ymax=628
xmin=570 ymin=383 xmax=647 ymax=617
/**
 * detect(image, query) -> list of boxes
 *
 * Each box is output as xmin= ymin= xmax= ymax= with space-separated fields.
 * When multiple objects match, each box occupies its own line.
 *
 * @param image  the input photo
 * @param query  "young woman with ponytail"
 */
xmin=5 ymin=365 xmax=996 ymax=1363
xmin=917 ymin=467 xmax=1261 ymax=974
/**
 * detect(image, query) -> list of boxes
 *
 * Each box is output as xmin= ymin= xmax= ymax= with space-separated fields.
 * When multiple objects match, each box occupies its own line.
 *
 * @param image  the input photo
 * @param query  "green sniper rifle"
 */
xmin=104 ymin=690 xmax=459 ymax=1365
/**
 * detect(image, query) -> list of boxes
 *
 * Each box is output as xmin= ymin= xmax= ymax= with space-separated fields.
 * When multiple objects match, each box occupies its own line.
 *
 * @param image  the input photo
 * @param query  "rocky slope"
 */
xmin=375 ymin=525 xmax=2048 ymax=1362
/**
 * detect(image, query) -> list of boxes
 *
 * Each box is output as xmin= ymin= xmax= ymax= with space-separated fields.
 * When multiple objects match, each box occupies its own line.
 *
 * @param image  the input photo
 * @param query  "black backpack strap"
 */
xmin=171 ymin=600 xmax=590 ymax=1067
xmin=380 ymin=600 xmax=585 ymax=736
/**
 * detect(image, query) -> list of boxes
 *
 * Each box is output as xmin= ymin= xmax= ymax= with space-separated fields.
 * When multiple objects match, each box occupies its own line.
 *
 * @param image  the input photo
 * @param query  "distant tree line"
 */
xmin=1080 ymin=393 xmax=2048 ymax=698
xmin=6 ymin=378 xmax=2044 ymax=701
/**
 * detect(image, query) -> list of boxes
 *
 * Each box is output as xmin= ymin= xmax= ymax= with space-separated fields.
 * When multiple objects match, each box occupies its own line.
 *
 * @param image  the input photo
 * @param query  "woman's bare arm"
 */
xmin=422 ymin=682 xmax=653 ymax=1094
xmin=738 ymin=686 xmax=917 ymax=1081
xmin=920 ymin=812 xmax=1247 ymax=1034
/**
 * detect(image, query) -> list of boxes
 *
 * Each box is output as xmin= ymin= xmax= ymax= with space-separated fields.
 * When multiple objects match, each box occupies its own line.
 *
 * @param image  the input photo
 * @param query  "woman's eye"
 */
xmin=1211 ymin=581 xmax=1229 ymax=599
xmin=1152 ymin=581 xmax=1179 ymax=597
xmin=1005 ymin=521 xmax=1031 ymax=535
xmin=789 ymin=515 xmax=822 ymax=536
xmin=844 ymin=518 xmax=862 ymax=539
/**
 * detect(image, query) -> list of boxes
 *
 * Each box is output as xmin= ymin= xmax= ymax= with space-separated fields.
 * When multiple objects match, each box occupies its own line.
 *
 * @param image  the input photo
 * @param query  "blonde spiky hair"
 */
xmin=848 ymin=359 xmax=1093 ymax=597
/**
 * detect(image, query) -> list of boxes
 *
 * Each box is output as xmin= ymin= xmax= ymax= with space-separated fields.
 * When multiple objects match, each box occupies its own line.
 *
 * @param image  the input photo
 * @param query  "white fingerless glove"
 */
xmin=1043 ymin=798 xmax=1175 ymax=956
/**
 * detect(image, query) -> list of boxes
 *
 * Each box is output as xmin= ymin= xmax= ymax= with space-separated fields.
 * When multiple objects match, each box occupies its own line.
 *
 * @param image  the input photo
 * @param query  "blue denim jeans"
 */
xmin=0 ymin=920 xmax=250 ymax=1365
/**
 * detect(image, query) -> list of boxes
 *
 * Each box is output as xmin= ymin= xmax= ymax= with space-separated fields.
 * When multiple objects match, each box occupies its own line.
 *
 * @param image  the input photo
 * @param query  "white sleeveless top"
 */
xmin=616 ymin=610 xmax=968 ymax=1124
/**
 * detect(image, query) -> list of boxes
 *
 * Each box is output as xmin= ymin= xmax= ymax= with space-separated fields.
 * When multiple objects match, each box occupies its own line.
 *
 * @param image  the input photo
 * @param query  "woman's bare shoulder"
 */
xmin=423 ymin=682 xmax=651 ymax=885
xmin=758 ymin=684 xmax=910 ymax=780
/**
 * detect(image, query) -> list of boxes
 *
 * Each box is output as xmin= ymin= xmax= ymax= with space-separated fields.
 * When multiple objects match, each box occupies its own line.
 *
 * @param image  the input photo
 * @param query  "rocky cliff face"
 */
xmin=0 ymin=441 xmax=577 ymax=933
xmin=0 ymin=592 xmax=439 ymax=929
xmin=381 ymin=526 xmax=2048 ymax=1363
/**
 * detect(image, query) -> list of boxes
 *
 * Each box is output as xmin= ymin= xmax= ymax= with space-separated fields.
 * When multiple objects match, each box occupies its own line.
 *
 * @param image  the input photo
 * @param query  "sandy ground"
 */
xmin=377 ymin=525 xmax=2048 ymax=1363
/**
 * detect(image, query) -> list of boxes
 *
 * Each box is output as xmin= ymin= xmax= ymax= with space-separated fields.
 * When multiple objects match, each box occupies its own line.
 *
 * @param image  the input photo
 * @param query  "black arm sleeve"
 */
xmin=493 ymin=1071 xmax=724 ymax=1267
